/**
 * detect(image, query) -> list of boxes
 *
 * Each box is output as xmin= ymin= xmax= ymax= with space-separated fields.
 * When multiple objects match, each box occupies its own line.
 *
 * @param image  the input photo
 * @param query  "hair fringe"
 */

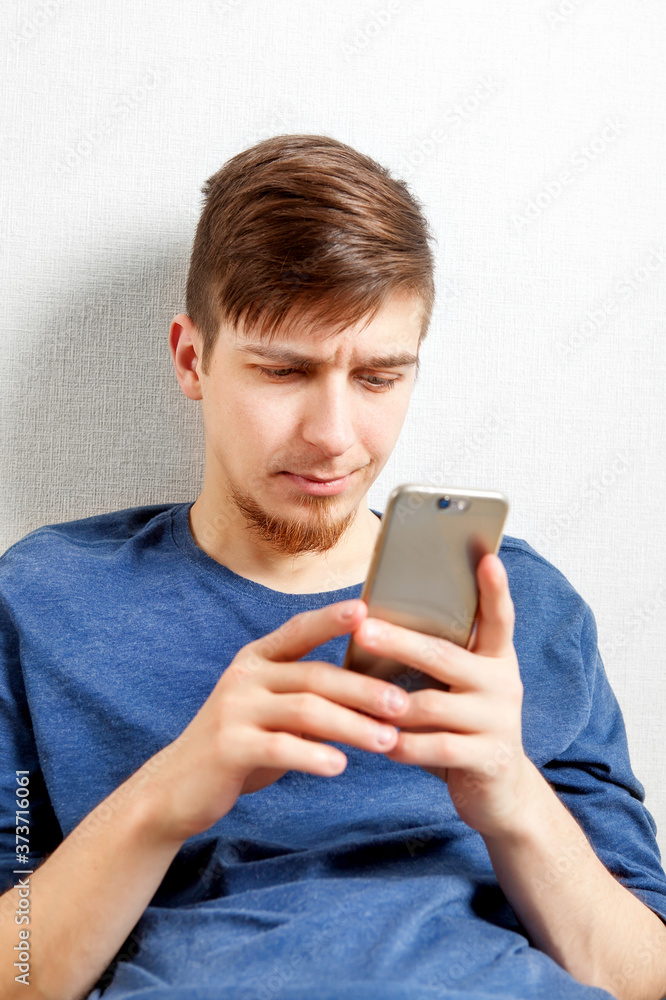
xmin=185 ymin=134 xmax=437 ymax=375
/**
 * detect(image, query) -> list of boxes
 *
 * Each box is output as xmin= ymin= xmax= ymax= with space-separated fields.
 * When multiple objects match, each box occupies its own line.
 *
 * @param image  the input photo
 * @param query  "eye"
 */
xmin=259 ymin=367 xmax=300 ymax=378
xmin=257 ymin=368 xmax=398 ymax=390
xmin=364 ymin=375 xmax=398 ymax=390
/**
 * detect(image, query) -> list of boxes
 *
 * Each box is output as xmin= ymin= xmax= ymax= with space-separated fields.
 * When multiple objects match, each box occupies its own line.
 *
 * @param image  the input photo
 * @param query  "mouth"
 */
xmin=287 ymin=473 xmax=351 ymax=483
xmin=279 ymin=470 xmax=356 ymax=496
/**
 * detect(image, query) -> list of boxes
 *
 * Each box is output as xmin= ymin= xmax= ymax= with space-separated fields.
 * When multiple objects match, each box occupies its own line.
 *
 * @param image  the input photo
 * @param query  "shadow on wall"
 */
xmin=0 ymin=241 xmax=205 ymax=552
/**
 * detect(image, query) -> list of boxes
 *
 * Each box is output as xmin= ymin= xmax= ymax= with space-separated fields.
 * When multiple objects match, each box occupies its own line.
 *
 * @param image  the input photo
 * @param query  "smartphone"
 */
xmin=342 ymin=484 xmax=509 ymax=695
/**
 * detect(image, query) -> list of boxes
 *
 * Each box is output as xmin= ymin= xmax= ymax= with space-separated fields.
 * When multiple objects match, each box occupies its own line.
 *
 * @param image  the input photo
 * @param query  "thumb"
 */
xmin=254 ymin=599 xmax=368 ymax=663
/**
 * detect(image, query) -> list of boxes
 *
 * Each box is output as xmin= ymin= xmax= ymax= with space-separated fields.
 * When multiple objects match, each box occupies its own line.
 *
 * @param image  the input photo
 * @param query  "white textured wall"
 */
xmin=2 ymin=1 xmax=665 ymax=859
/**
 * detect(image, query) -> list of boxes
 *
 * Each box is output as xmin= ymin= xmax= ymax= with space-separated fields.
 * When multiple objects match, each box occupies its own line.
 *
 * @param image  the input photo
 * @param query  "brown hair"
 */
xmin=185 ymin=134 xmax=437 ymax=376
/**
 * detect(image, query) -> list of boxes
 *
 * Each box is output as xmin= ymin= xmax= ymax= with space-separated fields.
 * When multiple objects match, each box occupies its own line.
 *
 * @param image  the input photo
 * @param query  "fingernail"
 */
xmin=376 ymin=726 xmax=396 ymax=746
xmin=383 ymin=688 xmax=407 ymax=711
xmin=339 ymin=601 xmax=358 ymax=619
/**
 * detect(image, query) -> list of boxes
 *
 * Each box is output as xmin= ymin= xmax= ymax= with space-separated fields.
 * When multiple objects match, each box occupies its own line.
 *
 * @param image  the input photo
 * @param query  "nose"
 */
xmin=299 ymin=373 xmax=357 ymax=457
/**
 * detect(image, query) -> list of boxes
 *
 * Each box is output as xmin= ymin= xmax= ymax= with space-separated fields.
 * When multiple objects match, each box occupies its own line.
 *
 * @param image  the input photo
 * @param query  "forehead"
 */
xmin=231 ymin=292 xmax=424 ymax=366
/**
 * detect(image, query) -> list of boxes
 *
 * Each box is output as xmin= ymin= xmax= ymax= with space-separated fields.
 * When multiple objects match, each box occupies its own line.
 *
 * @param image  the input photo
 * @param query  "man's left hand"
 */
xmin=351 ymin=553 xmax=533 ymax=839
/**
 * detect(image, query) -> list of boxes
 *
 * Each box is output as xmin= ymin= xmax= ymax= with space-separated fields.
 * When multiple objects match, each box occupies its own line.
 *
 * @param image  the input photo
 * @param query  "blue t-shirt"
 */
xmin=1 ymin=501 xmax=665 ymax=1000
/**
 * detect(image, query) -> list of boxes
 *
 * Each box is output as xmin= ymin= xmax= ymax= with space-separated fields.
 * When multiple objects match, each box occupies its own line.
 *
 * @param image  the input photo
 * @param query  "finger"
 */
xmin=265 ymin=658 xmax=411 ymax=721
xmin=254 ymin=599 xmax=368 ymax=662
xmin=384 ymin=729 xmax=473 ymax=769
xmin=353 ymin=618 xmax=484 ymax=691
xmin=471 ymin=554 xmax=515 ymax=657
xmin=247 ymin=729 xmax=348 ymax=777
xmin=257 ymin=689 xmax=401 ymax=755
xmin=397 ymin=689 xmax=486 ymax=735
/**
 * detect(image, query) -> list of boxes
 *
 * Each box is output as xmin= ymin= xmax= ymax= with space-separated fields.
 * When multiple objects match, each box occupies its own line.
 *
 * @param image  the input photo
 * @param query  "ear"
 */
xmin=169 ymin=313 xmax=204 ymax=400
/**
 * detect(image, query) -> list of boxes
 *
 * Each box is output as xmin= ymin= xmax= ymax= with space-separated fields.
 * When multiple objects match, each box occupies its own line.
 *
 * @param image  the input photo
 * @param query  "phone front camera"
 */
xmin=438 ymin=497 xmax=451 ymax=509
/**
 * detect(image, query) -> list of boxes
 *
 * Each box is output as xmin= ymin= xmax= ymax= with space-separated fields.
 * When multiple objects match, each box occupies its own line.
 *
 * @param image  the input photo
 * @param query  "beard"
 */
xmin=226 ymin=476 xmax=358 ymax=556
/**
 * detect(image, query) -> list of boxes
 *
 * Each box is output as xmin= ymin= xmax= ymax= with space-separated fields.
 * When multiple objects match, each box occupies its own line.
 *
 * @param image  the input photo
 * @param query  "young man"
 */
xmin=1 ymin=135 xmax=665 ymax=1000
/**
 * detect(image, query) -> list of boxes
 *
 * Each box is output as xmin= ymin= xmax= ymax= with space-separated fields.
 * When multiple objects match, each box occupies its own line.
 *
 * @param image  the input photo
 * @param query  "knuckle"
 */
xmin=420 ymin=635 xmax=440 ymax=661
xmin=261 ymin=611 xmax=306 ymax=655
xmin=261 ymin=731 xmax=288 ymax=765
xmin=214 ymin=719 xmax=244 ymax=761
xmin=395 ymin=739 xmax=417 ymax=764
xmin=260 ymin=629 xmax=286 ymax=658
xmin=437 ymin=731 xmax=461 ymax=767
xmin=292 ymin=691 xmax=321 ymax=726
xmin=301 ymin=660 xmax=328 ymax=689
xmin=234 ymin=648 xmax=264 ymax=680
xmin=417 ymin=691 xmax=442 ymax=724
xmin=509 ymin=679 xmax=524 ymax=706
xmin=431 ymin=635 xmax=454 ymax=664
xmin=435 ymin=634 xmax=453 ymax=655
xmin=498 ymin=669 xmax=522 ymax=701
xmin=364 ymin=714 xmax=387 ymax=740
xmin=216 ymin=691 xmax=245 ymax=729
xmin=417 ymin=637 xmax=446 ymax=672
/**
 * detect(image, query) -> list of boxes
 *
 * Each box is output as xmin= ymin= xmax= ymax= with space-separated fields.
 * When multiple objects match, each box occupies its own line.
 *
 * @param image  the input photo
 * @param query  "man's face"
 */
xmin=195 ymin=290 xmax=425 ymax=556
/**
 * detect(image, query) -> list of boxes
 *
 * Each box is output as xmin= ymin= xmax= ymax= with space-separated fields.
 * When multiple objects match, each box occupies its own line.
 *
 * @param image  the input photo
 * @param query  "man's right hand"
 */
xmin=140 ymin=599 xmax=411 ymax=845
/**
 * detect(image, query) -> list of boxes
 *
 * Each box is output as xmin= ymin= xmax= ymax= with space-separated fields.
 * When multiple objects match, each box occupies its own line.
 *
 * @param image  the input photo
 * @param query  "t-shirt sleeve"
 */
xmin=538 ymin=601 xmax=666 ymax=926
xmin=0 ymin=591 xmax=62 ymax=896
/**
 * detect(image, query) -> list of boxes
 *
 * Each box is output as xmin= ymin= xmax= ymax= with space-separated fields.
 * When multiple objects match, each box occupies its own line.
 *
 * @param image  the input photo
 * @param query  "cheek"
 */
xmin=360 ymin=399 xmax=409 ymax=448
xmin=205 ymin=380 xmax=261 ymax=427
xmin=205 ymin=385 xmax=291 ymax=457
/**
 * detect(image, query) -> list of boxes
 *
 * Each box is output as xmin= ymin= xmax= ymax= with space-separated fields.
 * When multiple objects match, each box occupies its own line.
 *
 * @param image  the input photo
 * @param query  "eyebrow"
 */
xmin=234 ymin=343 xmax=419 ymax=369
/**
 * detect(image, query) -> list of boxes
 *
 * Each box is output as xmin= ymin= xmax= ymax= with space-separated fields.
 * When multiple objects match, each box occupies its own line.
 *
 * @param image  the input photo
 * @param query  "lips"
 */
xmin=285 ymin=472 xmax=351 ymax=482
xmin=280 ymin=471 xmax=353 ymax=496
